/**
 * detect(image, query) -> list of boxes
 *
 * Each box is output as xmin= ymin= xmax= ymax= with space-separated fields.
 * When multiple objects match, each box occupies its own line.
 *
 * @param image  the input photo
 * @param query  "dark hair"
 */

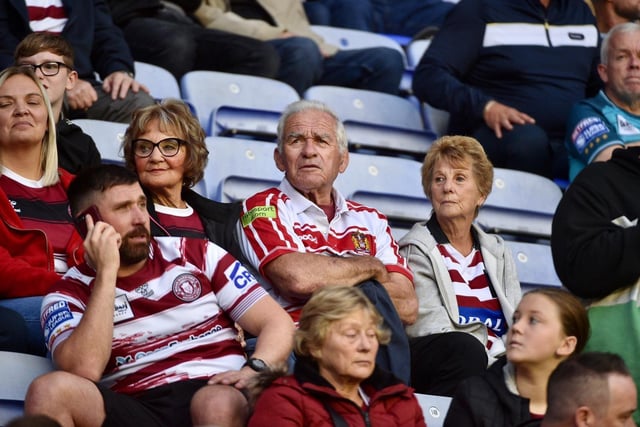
xmin=68 ymin=164 xmax=139 ymax=216
xmin=545 ymin=352 xmax=632 ymax=422
xmin=14 ymin=32 xmax=75 ymax=69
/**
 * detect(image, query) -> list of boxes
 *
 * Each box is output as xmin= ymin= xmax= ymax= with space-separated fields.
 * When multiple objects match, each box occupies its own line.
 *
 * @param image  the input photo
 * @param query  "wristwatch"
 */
xmin=243 ymin=357 xmax=268 ymax=372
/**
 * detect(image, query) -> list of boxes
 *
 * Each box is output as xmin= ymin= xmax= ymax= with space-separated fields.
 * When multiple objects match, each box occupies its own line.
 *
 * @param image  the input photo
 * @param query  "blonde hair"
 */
xmin=294 ymin=286 xmax=391 ymax=359
xmin=0 ymin=66 xmax=58 ymax=185
xmin=421 ymin=135 xmax=493 ymax=218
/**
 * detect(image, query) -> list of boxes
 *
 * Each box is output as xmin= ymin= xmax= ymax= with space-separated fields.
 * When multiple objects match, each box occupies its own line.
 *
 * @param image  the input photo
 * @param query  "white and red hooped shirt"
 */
xmin=237 ymin=178 xmax=413 ymax=323
xmin=41 ymin=236 xmax=266 ymax=394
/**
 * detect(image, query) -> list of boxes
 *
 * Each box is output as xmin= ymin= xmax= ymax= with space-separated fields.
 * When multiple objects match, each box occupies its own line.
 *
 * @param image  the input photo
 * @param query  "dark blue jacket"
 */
xmin=413 ymin=0 xmax=601 ymax=140
xmin=0 ymin=0 xmax=134 ymax=81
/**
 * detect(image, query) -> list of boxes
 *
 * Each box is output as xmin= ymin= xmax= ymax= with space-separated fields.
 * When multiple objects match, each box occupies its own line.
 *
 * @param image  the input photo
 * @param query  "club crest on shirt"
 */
xmin=351 ymin=231 xmax=372 ymax=255
xmin=172 ymin=273 xmax=202 ymax=302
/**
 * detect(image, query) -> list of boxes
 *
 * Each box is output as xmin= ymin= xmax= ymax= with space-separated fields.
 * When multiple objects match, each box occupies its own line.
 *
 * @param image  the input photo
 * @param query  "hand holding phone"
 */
xmin=74 ymin=205 xmax=103 ymax=238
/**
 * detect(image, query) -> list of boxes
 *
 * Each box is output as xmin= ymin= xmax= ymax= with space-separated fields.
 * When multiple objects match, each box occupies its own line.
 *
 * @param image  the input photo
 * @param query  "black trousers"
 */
xmin=119 ymin=7 xmax=280 ymax=80
xmin=410 ymin=331 xmax=488 ymax=396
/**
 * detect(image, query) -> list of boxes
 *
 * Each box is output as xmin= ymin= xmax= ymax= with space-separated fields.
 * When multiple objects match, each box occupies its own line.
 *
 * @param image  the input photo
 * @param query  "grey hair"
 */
xmin=601 ymin=22 xmax=640 ymax=65
xmin=276 ymin=99 xmax=348 ymax=153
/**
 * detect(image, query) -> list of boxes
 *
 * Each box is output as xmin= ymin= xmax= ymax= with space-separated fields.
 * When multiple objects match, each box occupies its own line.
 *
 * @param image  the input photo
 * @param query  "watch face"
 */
xmin=248 ymin=358 xmax=267 ymax=371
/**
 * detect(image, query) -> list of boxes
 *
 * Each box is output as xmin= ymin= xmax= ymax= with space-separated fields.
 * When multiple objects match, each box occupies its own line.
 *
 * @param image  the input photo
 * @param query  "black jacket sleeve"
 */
xmin=551 ymin=158 xmax=640 ymax=298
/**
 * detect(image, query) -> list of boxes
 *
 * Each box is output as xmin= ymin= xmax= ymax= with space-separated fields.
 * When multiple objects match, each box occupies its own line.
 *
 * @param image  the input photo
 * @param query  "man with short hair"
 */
xmin=542 ymin=352 xmax=637 ymax=427
xmin=592 ymin=0 xmax=640 ymax=34
xmin=236 ymin=99 xmax=417 ymax=382
xmin=25 ymin=164 xmax=294 ymax=427
xmin=14 ymin=32 xmax=101 ymax=174
xmin=565 ymin=22 xmax=640 ymax=181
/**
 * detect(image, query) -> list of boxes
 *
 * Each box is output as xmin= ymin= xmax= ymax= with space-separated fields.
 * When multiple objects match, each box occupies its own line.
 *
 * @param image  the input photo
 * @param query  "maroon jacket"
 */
xmin=249 ymin=357 xmax=426 ymax=427
xmin=0 ymin=168 xmax=83 ymax=298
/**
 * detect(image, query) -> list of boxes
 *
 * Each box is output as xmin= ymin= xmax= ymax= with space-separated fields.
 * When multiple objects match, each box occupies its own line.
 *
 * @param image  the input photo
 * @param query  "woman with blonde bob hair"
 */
xmin=122 ymin=99 xmax=243 ymax=258
xmin=399 ymin=135 xmax=521 ymax=396
xmin=249 ymin=286 xmax=426 ymax=426
xmin=0 ymin=66 xmax=82 ymax=356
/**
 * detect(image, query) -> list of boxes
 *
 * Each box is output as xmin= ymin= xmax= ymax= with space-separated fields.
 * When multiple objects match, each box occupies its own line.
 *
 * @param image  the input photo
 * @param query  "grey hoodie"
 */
xmin=399 ymin=219 xmax=521 ymax=364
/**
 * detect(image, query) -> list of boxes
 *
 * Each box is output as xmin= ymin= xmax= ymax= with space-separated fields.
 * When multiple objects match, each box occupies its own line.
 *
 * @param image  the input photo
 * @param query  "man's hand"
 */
xmin=208 ymin=366 xmax=258 ymax=389
xmin=102 ymin=71 xmax=150 ymax=100
xmin=82 ymin=215 xmax=121 ymax=275
xmin=483 ymin=100 xmax=535 ymax=138
xmin=66 ymin=79 xmax=99 ymax=111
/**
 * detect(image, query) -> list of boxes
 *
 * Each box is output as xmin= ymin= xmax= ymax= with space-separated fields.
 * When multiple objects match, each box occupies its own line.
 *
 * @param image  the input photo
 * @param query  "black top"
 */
xmin=57 ymin=118 xmax=102 ymax=174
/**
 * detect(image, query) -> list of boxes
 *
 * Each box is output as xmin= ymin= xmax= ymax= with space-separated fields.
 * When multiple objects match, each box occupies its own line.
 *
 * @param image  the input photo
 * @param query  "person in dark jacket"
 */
xmin=14 ymin=32 xmax=101 ymax=175
xmin=0 ymin=0 xmax=155 ymax=123
xmin=107 ymin=0 xmax=280 ymax=80
xmin=413 ymin=0 xmax=601 ymax=180
xmin=551 ymin=146 xmax=640 ymax=425
xmin=121 ymin=98 xmax=245 ymax=261
xmin=248 ymin=286 xmax=426 ymax=427
xmin=443 ymin=288 xmax=590 ymax=427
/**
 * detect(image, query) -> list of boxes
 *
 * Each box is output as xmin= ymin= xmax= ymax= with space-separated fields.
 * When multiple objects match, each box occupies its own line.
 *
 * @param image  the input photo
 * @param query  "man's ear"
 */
xmin=65 ymin=70 xmax=78 ymax=90
xmin=597 ymin=63 xmax=609 ymax=85
xmin=338 ymin=150 xmax=349 ymax=174
xmin=274 ymin=147 xmax=286 ymax=172
xmin=575 ymin=406 xmax=594 ymax=427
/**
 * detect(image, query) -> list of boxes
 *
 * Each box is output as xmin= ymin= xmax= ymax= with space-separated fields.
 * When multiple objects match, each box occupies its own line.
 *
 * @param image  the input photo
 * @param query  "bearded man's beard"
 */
xmin=119 ymin=225 xmax=151 ymax=265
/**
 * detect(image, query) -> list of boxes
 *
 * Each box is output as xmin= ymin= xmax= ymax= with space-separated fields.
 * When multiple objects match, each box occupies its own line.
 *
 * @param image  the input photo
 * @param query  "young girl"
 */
xmin=443 ymin=288 xmax=590 ymax=427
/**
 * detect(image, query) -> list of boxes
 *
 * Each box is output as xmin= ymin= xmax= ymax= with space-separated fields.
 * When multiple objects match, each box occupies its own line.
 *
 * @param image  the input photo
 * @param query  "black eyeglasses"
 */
xmin=18 ymin=61 xmax=72 ymax=77
xmin=133 ymin=138 xmax=185 ymax=158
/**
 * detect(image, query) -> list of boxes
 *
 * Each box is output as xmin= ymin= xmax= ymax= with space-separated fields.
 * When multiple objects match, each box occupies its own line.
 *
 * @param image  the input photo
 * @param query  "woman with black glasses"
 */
xmin=122 ymin=99 xmax=245 ymax=260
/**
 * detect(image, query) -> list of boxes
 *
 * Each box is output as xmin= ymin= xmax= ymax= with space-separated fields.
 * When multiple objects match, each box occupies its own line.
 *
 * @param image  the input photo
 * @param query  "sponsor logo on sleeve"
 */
xmin=42 ymin=301 xmax=73 ymax=343
xmin=228 ymin=260 xmax=257 ymax=289
xmin=571 ymin=117 xmax=609 ymax=152
xmin=241 ymin=206 xmax=276 ymax=227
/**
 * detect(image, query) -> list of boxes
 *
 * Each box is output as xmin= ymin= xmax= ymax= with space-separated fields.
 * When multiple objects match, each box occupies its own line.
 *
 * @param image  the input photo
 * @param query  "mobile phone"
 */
xmin=74 ymin=205 xmax=102 ymax=238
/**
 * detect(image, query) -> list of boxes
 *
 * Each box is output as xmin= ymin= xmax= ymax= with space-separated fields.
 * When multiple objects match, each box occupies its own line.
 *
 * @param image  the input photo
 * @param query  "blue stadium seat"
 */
xmin=310 ymin=25 xmax=413 ymax=94
xmin=180 ymin=71 xmax=299 ymax=137
xmin=0 ymin=351 xmax=54 ymax=425
xmin=304 ymin=85 xmax=436 ymax=160
xmin=477 ymin=168 xmax=563 ymax=242
xmin=203 ymin=137 xmax=283 ymax=202
xmin=414 ymin=393 xmax=451 ymax=427
xmin=72 ymin=119 xmax=128 ymax=165
xmin=134 ymin=61 xmax=181 ymax=101
xmin=506 ymin=240 xmax=563 ymax=291
xmin=406 ymin=39 xmax=431 ymax=70
xmin=337 ymin=153 xmax=429 ymax=240
xmin=310 ymin=25 xmax=408 ymax=67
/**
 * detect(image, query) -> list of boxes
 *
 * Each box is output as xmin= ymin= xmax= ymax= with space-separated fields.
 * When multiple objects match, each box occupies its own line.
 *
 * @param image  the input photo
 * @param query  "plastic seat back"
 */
xmin=203 ymin=137 xmax=283 ymax=202
xmin=304 ymin=85 xmax=435 ymax=159
xmin=134 ymin=61 xmax=181 ymax=101
xmin=72 ymin=119 xmax=128 ymax=165
xmin=337 ymin=153 xmax=430 ymax=239
xmin=506 ymin=240 xmax=563 ymax=291
xmin=414 ymin=393 xmax=452 ymax=427
xmin=477 ymin=168 xmax=563 ymax=241
xmin=0 ymin=351 xmax=54 ymax=425
xmin=180 ymin=71 xmax=299 ymax=136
